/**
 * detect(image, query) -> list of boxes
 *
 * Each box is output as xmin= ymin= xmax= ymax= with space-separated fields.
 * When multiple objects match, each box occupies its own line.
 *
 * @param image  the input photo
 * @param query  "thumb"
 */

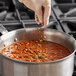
xmin=35 ymin=7 xmax=43 ymax=24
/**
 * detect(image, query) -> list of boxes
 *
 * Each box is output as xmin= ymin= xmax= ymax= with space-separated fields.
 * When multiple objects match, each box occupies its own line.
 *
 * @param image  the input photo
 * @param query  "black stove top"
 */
xmin=0 ymin=0 xmax=76 ymax=76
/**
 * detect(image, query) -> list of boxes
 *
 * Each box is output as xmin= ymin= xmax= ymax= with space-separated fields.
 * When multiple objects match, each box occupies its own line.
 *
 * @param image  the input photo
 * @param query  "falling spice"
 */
xmin=1 ymin=40 xmax=72 ymax=62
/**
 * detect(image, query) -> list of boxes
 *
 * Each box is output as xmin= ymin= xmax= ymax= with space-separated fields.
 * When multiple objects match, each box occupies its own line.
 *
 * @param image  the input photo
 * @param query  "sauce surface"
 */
xmin=1 ymin=40 xmax=72 ymax=62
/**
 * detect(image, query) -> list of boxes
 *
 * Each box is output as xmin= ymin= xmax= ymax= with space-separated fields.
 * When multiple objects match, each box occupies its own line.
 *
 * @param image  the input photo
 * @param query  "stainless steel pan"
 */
xmin=0 ymin=24 xmax=76 ymax=76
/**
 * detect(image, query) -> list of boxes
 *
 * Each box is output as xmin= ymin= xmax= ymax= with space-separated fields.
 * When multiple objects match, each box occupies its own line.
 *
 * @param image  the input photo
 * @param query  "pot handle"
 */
xmin=0 ymin=24 xmax=8 ymax=35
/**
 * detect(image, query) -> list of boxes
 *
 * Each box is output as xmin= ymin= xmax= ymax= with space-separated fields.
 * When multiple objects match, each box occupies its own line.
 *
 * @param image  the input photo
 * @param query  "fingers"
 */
xmin=19 ymin=0 xmax=51 ymax=26
xmin=35 ymin=14 xmax=40 ymax=24
xmin=35 ymin=4 xmax=51 ymax=26
xmin=44 ymin=5 xmax=51 ymax=25
xmin=35 ymin=7 xmax=43 ymax=24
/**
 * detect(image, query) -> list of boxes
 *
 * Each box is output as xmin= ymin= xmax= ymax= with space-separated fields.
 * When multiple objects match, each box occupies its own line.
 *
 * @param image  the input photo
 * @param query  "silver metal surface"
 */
xmin=0 ymin=27 xmax=76 ymax=76
xmin=0 ymin=24 xmax=8 ymax=75
xmin=64 ymin=8 xmax=76 ymax=17
xmin=0 ymin=24 xmax=8 ymax=34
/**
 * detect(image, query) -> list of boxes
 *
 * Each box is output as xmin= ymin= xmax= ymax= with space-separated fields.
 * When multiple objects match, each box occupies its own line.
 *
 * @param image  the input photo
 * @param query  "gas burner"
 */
xmin=59 ymin=20 xmax=76 ymax=45
xmin=52 ymin=0 xmax=76 ymax=20
xmin=53 ymin=3 xmax=76 ymax=20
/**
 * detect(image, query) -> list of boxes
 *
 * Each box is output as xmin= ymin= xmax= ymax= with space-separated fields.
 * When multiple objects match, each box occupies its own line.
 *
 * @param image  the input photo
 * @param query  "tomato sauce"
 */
xmin=1 ymin=40 xmax=72 ymax=62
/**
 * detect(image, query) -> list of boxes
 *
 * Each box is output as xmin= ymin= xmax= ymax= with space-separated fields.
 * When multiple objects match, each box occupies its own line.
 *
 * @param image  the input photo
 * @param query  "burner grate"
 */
xmin=59 ymin=20 xmax=76 ymax=39
xmin=54 ymin=0 xmax=74 ymax=3
xmin=52 ymin=3 xmax=76 ymax=20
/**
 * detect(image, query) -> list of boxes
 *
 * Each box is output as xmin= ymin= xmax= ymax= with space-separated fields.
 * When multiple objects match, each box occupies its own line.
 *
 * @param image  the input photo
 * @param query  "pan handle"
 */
xmin=0 ymin=24 xmax=8 ymax=35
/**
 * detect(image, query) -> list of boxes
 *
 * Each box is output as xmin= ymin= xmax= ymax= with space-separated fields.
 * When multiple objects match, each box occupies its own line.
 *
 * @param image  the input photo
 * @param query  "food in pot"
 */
xmin=1 ymin=40 xmax=72 ymax=62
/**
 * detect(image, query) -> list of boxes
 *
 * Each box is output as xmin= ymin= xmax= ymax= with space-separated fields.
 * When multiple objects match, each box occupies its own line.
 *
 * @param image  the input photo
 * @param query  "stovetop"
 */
xmin=0 ymin=0 xmax=76 ymax=76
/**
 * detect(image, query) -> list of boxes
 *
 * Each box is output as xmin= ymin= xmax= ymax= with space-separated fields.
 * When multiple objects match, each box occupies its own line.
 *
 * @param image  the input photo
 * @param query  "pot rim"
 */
xmin=0 ymin=28 xmax=76 ymax=64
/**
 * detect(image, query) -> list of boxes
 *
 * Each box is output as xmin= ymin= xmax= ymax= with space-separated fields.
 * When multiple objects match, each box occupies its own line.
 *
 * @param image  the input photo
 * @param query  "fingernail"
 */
xmin=44 ymin=20 xmax=47 ymax=26
xmin=44 ymin=19 xmax=49 ymax=25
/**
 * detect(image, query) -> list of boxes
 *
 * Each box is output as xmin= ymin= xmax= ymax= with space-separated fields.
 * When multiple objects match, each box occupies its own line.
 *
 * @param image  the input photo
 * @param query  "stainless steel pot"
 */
xmin=0 ymin=24 xmax=76 ymax=76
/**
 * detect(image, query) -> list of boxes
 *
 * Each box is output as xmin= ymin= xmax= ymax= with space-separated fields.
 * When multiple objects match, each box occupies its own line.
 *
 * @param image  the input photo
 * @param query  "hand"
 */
xmin=19 ymin=0 xmax=51 ymax=25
